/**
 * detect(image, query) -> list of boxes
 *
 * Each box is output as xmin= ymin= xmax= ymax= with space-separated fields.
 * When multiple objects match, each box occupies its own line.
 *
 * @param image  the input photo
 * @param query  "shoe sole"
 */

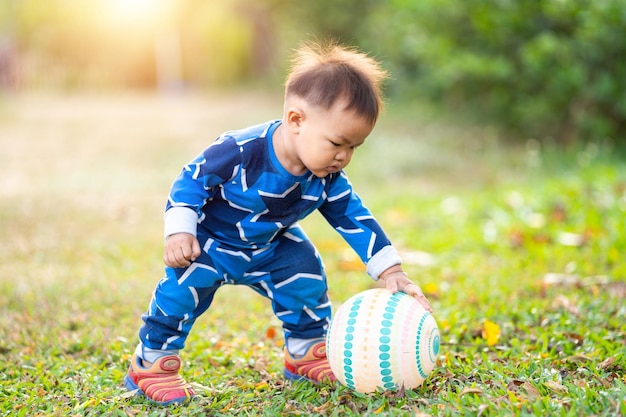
xmin=123 ymin=374 xmax=191 ymax=406
xmin=284 ymin=368 xmax=330 ymax=385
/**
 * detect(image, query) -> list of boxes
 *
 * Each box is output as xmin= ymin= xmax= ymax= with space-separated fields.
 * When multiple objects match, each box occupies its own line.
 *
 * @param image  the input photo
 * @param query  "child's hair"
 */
xmin=285 ymin=41 xmax=388 ymax=126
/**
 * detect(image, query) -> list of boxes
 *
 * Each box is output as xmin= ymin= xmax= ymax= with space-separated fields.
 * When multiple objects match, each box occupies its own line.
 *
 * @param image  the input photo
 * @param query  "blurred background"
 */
xmin=1 ymin=0 xmax=625 ymax=144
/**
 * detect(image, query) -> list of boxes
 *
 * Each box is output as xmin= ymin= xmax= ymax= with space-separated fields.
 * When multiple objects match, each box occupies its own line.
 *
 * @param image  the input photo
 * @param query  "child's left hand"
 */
xmin=381 ymin=270 xmax=433 ymax=313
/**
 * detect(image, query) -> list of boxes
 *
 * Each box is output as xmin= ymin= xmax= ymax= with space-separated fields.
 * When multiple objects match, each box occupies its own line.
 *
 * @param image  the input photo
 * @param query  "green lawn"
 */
xmin=0 ymin=93 xmax=624 ymax=416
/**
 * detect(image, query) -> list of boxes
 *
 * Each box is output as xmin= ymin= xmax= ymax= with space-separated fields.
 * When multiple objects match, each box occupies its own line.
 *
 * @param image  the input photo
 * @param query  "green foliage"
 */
xmin=4 ymin=0 xmax=626 ymax=144
xmin=359 ymin=0 xmax=626 ymax=144
xmin=266 ymin=0 xmax=383 ymax=45
xmin=1 ymin=94 xmax=624 ymax=415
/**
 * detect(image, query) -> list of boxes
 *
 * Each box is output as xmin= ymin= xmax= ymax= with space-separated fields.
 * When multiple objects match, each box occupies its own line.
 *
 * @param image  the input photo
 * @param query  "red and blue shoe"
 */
xmin=124 ymin=354 xmax=195 ymax=405
xmin=283 ymin=339 xmax=336 ymax=384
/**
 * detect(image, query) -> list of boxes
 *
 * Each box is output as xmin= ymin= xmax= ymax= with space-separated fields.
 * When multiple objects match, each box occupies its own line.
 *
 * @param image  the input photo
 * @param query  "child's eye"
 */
xmin=330 ymin=141 xmax=341 ymax=147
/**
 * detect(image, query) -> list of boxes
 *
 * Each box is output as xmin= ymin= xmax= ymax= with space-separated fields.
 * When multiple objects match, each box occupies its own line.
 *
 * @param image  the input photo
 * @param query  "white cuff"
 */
xmin=366 ymin=245 xmax=402 ymax=280
xmin=164 ymin=207 xmax=198 ymax=237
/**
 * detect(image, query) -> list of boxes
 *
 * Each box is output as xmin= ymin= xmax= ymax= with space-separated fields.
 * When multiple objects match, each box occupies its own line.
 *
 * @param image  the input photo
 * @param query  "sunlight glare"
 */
xmin=105 ymin=0 xmax=172 ymax=29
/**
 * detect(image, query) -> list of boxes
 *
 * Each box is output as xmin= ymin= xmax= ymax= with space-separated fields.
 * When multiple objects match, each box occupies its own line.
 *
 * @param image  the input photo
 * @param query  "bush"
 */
xmin=360 ymin=0 xmax=626 ymax=144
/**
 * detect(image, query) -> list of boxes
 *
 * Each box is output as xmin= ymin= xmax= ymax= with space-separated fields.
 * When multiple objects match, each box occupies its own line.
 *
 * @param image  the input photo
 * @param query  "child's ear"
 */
xmin=285 ymin=107 xmax=304 ymax=133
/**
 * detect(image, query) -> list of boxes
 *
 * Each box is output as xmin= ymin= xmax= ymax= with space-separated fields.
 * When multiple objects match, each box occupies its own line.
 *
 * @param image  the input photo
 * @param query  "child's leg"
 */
xmin=137 ymin=263 xmax=223 ymax=355
xmin=127 ymin=252 xmax=224 ymax=403
xmin=247 ymin=225 xmax=335 ymax=383
xmin=252 ymin=225 xmax=331 ymax=345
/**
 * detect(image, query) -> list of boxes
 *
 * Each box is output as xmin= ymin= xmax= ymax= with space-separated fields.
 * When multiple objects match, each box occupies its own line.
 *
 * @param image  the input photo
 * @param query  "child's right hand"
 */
xmin=164 ymin=233 xmax=201 ymax=268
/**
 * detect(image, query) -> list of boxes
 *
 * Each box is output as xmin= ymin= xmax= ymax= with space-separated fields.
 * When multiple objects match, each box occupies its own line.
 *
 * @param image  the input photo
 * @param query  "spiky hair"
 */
xmin=285 ymin=41 xmax=388 ymax=125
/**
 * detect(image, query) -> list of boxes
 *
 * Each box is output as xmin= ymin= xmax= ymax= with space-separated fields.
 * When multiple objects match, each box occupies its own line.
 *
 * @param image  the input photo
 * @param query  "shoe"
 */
xmin=124 ymin=354 xmax=195 ymax=405
xmin=283 ymin=339 xmax=336 ymax=383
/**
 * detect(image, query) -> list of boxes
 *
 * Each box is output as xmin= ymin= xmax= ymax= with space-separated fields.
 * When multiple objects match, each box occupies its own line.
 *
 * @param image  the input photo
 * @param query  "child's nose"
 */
xmin=336 ymin=149 xmax=351 ymax=161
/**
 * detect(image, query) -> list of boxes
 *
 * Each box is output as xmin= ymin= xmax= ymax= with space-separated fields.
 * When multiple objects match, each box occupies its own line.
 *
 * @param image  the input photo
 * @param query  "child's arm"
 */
xmin=380 ymin=266 xmax=433 ymax=313
xmin=162 ymin=136 xmax=241 ymax=268
xmin=163 ymin=232 xmax=201 ymax=268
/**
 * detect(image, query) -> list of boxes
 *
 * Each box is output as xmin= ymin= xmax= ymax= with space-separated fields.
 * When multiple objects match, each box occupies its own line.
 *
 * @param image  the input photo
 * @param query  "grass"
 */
xmin=0 ymin=92 xmax=625 ymax=416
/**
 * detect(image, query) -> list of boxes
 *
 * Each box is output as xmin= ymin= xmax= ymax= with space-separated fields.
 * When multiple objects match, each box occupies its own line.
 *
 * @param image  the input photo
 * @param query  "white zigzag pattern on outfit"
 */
xmin=327 ymin=188 xmax=350 ymax=202
xmin=189 ymin=287 xmax=199 ymax=308
xmin=301 ymin=194 xmax=320 ymax=201
xmin=228 ymin=164 xmax=240 ymax=182
xmin=258 ymin=183 xmax=299 ymax=198
xmin=177 ymin=263 xmax=218 ymax=285
xmin=303 ymin=305 xmax=321 ymax=321
xmin=258 ymin=280 xmax=274 ymax=299
xmin=367 ymin=232 xmax=376 ymax=258
xmin=241 ymin=167 xmax=248 ymax=191
xmin=220 ymin=186 xmax=253 ymax=213
xmin=162 ymin=334 xmax=181 ymax=350
xmin=283 ymin=231 xmax=303 ymax=242
xmin=274 ymin=273 xmax=323 ymax=289
xmin=336 ymin=226 xmax=364 ymax=234
xmin=216 ymin=247 xmax=251 ymax=262
xmin=191 ymin=158 xmax=205 ymax=180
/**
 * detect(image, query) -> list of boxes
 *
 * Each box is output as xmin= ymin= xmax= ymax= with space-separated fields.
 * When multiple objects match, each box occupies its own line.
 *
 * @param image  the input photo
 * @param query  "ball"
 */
xmin=326 ymin=288 xmax=440 ymax=393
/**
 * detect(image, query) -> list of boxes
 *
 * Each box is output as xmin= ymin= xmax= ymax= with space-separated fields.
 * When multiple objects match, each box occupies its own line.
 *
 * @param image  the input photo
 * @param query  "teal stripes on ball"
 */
xmin=342 ymin=295 xmax=363 ymax=389
xmin=379 ymin=292 xmax=402 ymax=389
xmin=415 ymin=313 xmax=429 ymax=379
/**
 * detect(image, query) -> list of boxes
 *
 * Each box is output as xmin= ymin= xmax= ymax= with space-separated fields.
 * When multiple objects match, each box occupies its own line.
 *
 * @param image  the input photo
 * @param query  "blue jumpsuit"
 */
xmin=138 ymin=120 xmax=401 ymax=352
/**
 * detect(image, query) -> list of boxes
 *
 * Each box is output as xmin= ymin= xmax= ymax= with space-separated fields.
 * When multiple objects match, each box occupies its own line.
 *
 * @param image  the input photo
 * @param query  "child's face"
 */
xmin=291 ymin=98 xmax=373 ymax=178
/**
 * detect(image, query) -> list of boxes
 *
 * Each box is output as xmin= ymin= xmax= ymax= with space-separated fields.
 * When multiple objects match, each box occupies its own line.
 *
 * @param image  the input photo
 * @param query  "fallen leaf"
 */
xmin=522 ymin=381 xmax=540 ymax=399
xmin=461 ymin=386 xmax=484 ymax=396
xmin=482 ymin=319 xmax=501 ymax=346
xmin=544 ymin=380 xmax=568 ymax=394
xmin=563 ymin=332 xmax=584 ymax=346
xmin=415 ymin=398 xmax=431 ymax=408
xmin=598 ymin=357 xmax=617 ymax=370
xmin=563 ymin=354 xmax=593 ymax=365
xmin=254 ymin=357 xmax=269 ymax=372
xmin=506 ymin=379 xmax=524 ymax=391
xmin=254 ymin=381 xmax=269 ymax=390
xmin=385 ymin=384 xmax=407 ymax=398
xmin=265 ymin=327 xmax=277 ymax=339
xmin=477 ymin=404 xmax=489 ymax=417
xmin=312 ymin=402 xmax=332 ymax=414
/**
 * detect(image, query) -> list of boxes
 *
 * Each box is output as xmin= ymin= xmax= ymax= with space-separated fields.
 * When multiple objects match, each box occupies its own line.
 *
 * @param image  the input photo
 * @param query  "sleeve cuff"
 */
xmin=366 ymin=245 xmax=402 ymax=280
xmin=164 ymin=207 xmax=198 ymax=237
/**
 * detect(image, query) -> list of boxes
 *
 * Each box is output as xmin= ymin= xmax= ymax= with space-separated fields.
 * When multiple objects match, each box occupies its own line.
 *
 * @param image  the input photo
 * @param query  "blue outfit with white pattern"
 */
xmin=138 ymin=120 xmax=401 ymax=351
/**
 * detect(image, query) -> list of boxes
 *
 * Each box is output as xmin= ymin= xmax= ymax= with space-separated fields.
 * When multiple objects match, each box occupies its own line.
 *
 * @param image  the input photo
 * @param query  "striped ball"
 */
xmin=326 ymin=288 xmax=440 ymax=393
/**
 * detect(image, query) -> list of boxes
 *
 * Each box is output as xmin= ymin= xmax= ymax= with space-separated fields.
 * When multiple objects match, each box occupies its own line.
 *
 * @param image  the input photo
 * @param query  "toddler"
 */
xmin=124 ymin=41 xmax=432 ymax=405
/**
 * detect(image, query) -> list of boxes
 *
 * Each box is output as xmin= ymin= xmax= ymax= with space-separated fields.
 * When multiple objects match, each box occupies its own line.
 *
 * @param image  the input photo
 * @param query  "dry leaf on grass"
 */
xmin=521 ymin=381 xmax=540 ymax=399
xmin=461 ymin=386 xmax=484 ymax=396
xmin=544 ymin=380 xmax=568 ymax=394
xmin=598 ymin=356 xmax=617 ymax=370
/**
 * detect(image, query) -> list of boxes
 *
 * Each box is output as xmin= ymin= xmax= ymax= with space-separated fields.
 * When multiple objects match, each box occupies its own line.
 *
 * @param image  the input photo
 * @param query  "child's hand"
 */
xmin=164 ymin=233 xmax=201 ymax=268
xmin=381 ymin=270 xmax=433 ymax=313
